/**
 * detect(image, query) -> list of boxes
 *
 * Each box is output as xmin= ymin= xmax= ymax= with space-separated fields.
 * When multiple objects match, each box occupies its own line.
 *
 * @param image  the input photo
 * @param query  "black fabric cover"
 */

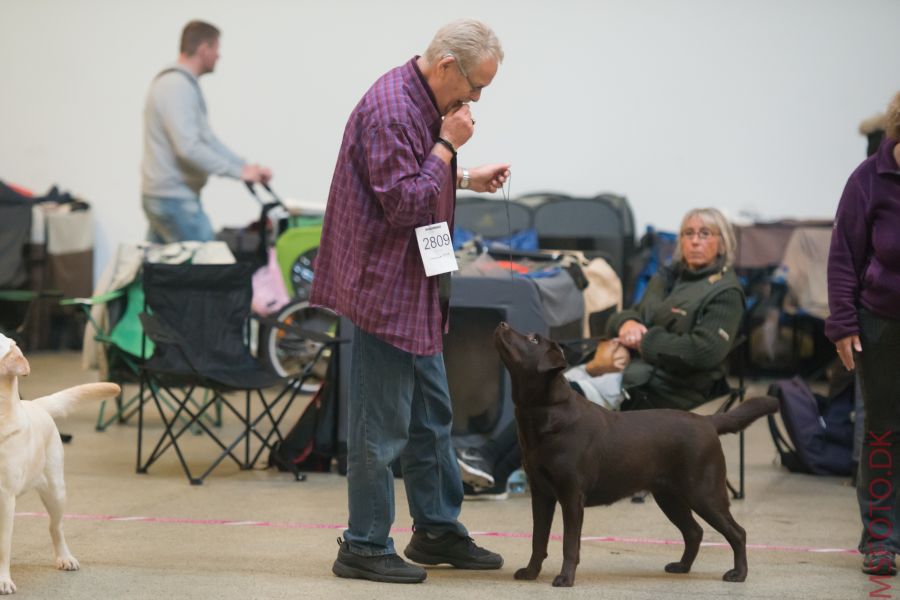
xmin=0 ymin=197 xmax=32 ymax=289
xmin=142 ymin=262 xmax=283 ymax=390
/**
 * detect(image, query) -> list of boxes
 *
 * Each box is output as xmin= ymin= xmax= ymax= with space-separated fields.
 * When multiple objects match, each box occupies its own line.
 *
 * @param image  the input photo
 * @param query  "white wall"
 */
xmin=2 ymin=0 xmax=898 ymax=278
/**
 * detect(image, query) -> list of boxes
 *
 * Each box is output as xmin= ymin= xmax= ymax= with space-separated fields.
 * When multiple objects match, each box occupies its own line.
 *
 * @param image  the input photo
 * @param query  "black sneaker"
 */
xmin=863 ymin=550 xmax=898 ymax=576
xmin=332 ymin=538 xmax=426 ymax=583
xmin=462 ymin=481 xmax=509 ymax=501
xmin=404 ymin=529 xmax=503 ymax=570
xmin=456 ymin=447 xmax=495 ymax=488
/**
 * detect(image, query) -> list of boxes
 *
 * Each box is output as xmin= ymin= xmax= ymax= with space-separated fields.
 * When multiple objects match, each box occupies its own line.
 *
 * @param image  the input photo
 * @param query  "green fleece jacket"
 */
xmin=606 ymin=258 xmax=744 ymax=410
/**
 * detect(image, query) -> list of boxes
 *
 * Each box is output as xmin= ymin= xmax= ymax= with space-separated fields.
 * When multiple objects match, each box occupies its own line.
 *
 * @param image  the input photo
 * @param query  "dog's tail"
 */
xmin=708 ymin=396 xmax=779 ymax=435
xmin=32 ymin=382 xmax=121 ymax=419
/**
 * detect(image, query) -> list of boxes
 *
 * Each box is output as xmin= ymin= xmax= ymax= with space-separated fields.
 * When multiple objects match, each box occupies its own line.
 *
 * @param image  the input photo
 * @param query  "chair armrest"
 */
xmin=0 ymin=290 xmax=38 ymax=302
xmin=0 ymin=289 xmax=63 ymax=302
xmin=60 ymin=289 xmax=125 ymax=307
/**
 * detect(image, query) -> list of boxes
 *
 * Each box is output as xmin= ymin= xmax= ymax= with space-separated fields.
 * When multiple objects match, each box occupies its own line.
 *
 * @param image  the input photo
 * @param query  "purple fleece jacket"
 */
xmin=826 ymin=138 xmax=900 ymax=342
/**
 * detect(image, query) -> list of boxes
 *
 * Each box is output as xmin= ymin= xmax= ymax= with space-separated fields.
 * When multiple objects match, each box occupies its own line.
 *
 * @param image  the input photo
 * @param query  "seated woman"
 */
xmin=457 ymin=207 xmax=745 ymax=499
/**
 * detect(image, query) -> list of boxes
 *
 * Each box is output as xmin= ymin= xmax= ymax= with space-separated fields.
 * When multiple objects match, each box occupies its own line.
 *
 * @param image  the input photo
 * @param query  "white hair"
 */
xmin=424 ymin=19 xmax=504 ymax=73
xmin=672 ymin=207 xmax=737 ymax=268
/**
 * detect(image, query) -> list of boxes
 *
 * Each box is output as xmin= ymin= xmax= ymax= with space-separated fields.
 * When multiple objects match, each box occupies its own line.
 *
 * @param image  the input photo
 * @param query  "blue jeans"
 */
xmin=142 ymin=195 xmax=214 ymax=243
xmin=343 ymin=325 xmax=467 ymax=556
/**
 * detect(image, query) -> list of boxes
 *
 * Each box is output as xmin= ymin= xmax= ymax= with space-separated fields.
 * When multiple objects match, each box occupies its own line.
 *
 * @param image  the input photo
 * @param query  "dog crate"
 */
xmin=330 ymin=276 xmax=549 ymax=458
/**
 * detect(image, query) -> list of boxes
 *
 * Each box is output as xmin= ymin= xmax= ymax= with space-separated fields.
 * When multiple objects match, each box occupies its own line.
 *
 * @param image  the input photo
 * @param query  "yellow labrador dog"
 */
xmin=0 ymin=334 xmax=119 ymax=594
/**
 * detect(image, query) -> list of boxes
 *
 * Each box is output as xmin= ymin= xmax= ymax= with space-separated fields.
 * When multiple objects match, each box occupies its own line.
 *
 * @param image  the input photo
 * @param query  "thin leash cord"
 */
xmin=501 ymin=170 xmax=514 ymax=280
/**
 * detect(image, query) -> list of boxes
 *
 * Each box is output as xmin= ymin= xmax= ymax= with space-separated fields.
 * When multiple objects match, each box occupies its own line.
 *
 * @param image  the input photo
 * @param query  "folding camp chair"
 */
xmin=62 ymin=284 xmax=147 ymax=429
xmin=136 ymin=262 xmax=340 ymax=485
xmin=63 ymin=280 xmax=221 ymax=432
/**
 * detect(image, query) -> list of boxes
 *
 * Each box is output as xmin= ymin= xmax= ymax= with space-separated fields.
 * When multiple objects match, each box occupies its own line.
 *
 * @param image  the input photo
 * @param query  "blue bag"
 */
xmin=767 ymin=376 xmax=854 ymax=476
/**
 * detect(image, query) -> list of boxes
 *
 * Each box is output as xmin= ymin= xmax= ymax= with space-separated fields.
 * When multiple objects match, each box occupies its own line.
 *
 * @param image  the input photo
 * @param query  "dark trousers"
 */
xmin=856 ymin=308 xmax=900 ymax=554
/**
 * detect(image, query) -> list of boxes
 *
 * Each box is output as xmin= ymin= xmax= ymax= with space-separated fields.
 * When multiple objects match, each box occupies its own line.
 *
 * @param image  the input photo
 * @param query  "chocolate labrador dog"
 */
xmin=493 ymin=322 xmax=777 ymax=587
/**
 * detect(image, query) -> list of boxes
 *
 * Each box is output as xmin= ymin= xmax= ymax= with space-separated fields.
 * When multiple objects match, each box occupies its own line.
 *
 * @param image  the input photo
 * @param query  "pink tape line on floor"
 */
xmin=15 ymin=512 xmax=859 ymax=556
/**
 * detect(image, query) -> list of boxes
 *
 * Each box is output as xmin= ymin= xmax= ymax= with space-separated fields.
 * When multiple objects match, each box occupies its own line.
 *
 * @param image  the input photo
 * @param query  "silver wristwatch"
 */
xmin=460 ymin=168 xmax=470 ymax=189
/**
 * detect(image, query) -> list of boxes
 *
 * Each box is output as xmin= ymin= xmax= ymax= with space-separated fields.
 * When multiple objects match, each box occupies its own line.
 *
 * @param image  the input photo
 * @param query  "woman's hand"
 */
xmin=835 ymin=335 xmax=861 ymax=371
xmin=618 ymin=319 xmax=648 ymax=350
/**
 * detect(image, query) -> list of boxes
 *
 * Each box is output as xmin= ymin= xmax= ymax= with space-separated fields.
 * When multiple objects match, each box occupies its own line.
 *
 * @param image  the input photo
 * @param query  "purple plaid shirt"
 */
xmin=310 ymin=57 xmax=455 ymax=355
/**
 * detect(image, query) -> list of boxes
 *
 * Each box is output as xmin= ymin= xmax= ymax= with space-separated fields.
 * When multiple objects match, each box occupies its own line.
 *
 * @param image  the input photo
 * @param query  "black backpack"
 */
xmin=267 ymin=356 xmax=339 ymax=473
xmin=767 ymin=376 xmax=854 ymax=476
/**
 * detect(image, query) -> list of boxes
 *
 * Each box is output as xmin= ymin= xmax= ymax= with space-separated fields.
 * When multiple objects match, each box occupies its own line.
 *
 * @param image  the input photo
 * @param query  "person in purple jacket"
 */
xmin=311 ymin=19 xmax=509 ymax=584
xmin=827 ymin=91 xmax=900 ymax=577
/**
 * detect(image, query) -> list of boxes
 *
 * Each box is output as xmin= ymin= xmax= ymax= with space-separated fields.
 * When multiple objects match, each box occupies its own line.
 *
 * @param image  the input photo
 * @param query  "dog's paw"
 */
xmin=722 ymin=568 xmax=747 ymax=582
xmin=665 ymin=561 xmax=691 ymax=574
xmin=0 ymin=576 xmax=15 ymax=595
xmin=551 ymin=574 xmax=574 ymax=587
xmin=514 ymin=567 xmax=539 ymax=580
xmin=56 ymin=555 xmax=80 ymax=571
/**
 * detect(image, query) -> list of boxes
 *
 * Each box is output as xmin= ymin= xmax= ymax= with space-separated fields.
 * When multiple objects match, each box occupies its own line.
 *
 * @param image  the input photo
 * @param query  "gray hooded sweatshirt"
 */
xmin=141 ymin=64 xmax=244 ymax=200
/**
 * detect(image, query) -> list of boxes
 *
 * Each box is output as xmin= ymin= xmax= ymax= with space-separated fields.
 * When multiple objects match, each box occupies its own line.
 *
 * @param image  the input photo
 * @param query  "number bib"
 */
xmin=415 ymin=221 xmax=459 ymax=277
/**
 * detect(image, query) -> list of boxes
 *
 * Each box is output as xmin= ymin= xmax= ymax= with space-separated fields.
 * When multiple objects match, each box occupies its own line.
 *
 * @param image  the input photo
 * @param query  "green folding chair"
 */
xmin=64 ymin=280 xmax=221 ymax=431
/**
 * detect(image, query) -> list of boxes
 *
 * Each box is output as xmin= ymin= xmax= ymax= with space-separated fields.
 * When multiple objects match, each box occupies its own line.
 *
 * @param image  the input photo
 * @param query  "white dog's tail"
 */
xmin=32 ymin=383 xmax=121 ymax=419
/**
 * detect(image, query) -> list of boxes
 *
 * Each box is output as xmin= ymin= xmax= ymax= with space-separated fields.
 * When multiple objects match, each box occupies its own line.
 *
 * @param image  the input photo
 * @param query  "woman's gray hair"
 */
xmin=885 ymin=90 xmax=900 ymax=141
xmin=424 ymin=19 xmax=504 ymax=73
xmin=672 ymin=207 xmax=737 ymax=268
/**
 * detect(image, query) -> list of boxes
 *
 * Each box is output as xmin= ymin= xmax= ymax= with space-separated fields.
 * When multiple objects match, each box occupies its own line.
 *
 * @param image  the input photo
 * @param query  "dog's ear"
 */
xmin=537 ymin=341 xmax=568 ymax=375
xmin=0 ymin=345 xmax=30 ymax=377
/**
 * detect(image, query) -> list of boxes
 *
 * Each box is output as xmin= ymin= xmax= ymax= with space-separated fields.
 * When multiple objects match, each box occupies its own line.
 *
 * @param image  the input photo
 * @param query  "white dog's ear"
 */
xmin=0 ymin=344 xmax=30 ymax=377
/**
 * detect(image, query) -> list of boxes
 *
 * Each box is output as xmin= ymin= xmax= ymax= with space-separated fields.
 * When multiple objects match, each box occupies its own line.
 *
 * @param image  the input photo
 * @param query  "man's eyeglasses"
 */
xmin=681 ymin=228 xmax=719 ymax=241
xmin=446 ymin=54 xmax=481 ymax=93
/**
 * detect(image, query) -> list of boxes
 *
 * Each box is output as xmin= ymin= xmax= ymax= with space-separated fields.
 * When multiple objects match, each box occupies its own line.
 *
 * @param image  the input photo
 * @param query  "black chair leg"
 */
xmin=725 ymin=430 xmax=746 ymax=500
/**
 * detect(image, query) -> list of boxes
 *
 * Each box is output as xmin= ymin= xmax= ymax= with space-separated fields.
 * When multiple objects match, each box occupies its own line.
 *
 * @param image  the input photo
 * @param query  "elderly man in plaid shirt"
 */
xmin=311 ymin=19 xmax=510 ymax=584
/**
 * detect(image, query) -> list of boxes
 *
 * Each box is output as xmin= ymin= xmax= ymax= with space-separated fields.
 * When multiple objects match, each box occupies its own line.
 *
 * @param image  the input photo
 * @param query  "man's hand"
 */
xmin=241 ymin=163 xmax=273 ymax=184
xmin=440 ymin=105 xmax=474 ymax=150
xmin=835 ymin=334 xmax=861 ymax=371
xmin=467 ymin=164 xmax=510 ymax=193
xmin=618 ymin=319 xmax=648 ymax=351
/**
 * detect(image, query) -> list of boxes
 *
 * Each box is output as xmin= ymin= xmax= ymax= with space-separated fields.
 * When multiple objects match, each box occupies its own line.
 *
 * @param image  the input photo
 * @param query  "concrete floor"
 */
xmin=6 ymin=351 xmax=885 ymax=599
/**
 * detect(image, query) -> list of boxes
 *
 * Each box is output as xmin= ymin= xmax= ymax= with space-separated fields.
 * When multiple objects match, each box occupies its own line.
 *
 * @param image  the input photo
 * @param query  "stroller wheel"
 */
xmin=262 ymin=300 xmax=338 ymax=378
